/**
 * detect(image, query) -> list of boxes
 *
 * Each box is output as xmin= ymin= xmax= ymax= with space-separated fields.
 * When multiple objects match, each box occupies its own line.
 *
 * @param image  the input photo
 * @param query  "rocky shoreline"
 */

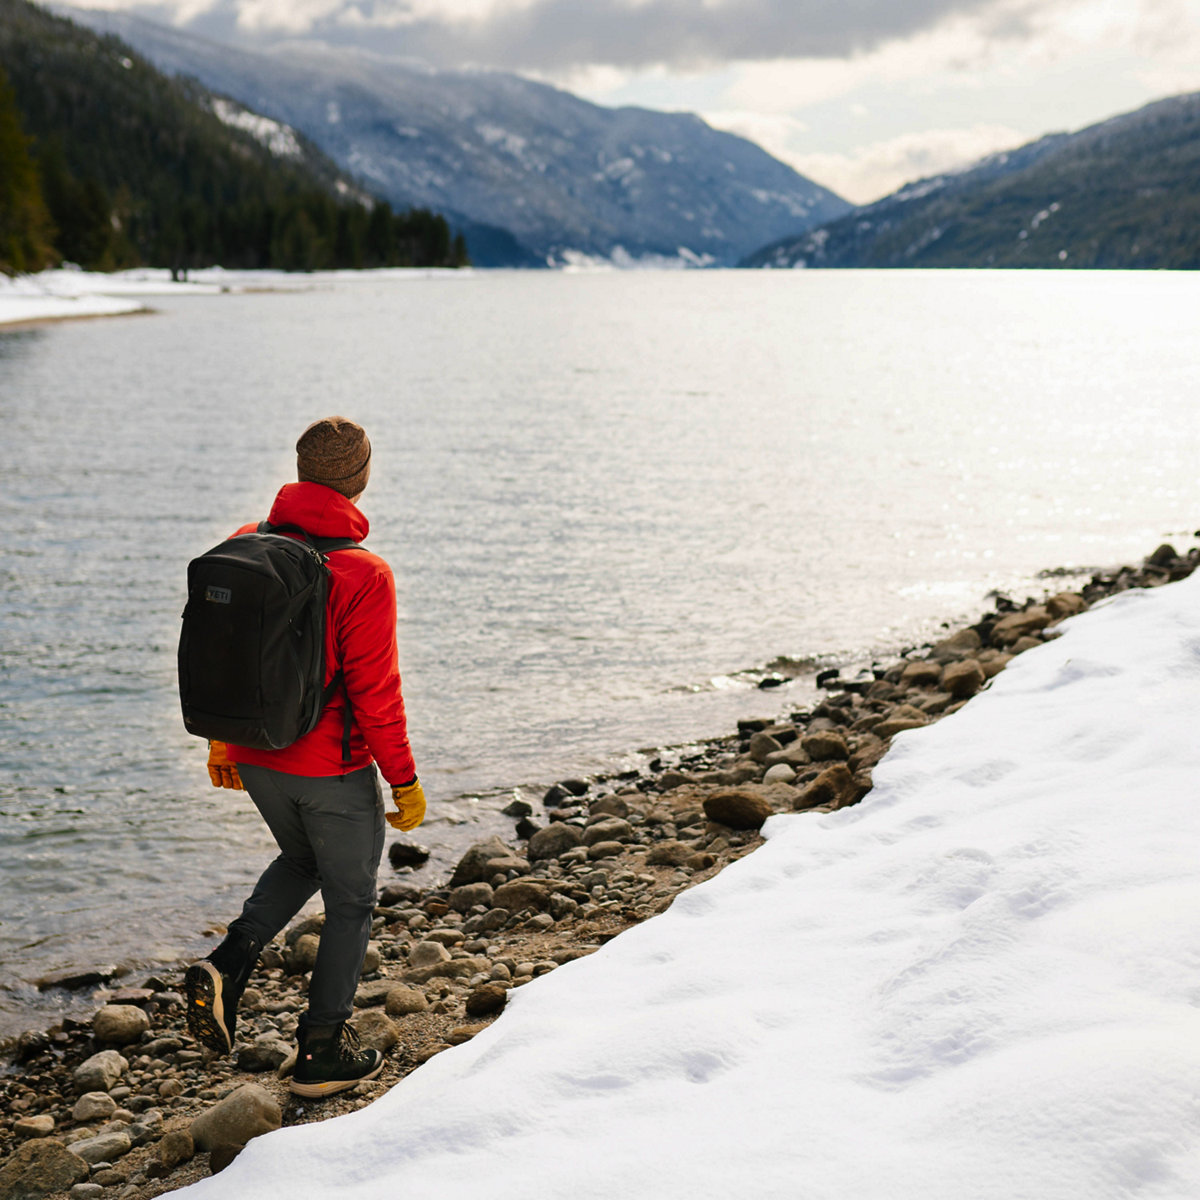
xmin=2 ymin=542 xmax=1197 ymax=1200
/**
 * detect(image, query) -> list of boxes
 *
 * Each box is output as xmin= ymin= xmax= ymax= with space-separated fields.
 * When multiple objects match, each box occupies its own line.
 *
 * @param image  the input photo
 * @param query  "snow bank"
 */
xmin=183 ymin=572 xmax=1200 ymax=1200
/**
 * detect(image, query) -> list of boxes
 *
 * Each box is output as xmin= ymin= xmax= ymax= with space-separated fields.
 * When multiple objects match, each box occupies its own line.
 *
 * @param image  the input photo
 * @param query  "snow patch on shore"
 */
xmin=180 ymin=569 xmax=1200 ymax=1199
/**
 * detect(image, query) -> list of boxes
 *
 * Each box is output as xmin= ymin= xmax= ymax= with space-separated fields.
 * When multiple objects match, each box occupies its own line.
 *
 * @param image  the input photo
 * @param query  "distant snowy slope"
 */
xmin=57 ymin=7 xmax=851 ymax=266
xmin=178 ymin=570 xmax=1200 ymax=1200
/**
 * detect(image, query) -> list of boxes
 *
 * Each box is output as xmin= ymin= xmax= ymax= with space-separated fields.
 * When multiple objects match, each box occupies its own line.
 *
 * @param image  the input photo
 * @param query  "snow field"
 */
xmin=182 ymin=570 xmax=1200 ymax=1199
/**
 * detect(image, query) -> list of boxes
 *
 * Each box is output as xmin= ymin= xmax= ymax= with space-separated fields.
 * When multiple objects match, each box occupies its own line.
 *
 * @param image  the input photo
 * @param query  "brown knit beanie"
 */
xmin=296 ymin=416 xmax=371 ymax=499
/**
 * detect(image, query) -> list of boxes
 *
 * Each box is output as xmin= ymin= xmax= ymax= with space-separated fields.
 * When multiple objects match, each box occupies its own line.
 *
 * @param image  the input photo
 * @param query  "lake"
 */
xmin=2 ymin=267 xmax=1199 ymax=1038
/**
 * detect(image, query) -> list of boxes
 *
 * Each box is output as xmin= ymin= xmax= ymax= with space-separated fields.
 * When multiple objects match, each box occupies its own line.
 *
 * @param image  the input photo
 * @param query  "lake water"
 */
xmin=3 ymin=268 xmax=1199 ymax=1039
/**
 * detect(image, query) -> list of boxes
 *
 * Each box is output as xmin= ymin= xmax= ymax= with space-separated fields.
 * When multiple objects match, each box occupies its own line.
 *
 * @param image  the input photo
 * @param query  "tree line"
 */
xmin=0 ymin=0 xmax=468 ymax=275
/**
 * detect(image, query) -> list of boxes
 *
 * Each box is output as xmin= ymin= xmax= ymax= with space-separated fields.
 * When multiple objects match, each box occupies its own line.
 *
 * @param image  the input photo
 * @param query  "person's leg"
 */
xmin=295 ymin=765 xmax=385 ymax=1025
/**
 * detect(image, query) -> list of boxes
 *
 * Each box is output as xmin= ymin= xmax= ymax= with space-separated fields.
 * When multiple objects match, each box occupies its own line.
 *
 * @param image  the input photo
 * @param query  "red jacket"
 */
xmin=226 ymin=483 xmax=417 ymax=787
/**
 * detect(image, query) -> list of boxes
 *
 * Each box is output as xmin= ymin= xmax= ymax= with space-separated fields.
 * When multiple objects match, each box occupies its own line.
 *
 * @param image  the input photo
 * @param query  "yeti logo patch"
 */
xmin=205 ymin=585 xmax=233 ymax=605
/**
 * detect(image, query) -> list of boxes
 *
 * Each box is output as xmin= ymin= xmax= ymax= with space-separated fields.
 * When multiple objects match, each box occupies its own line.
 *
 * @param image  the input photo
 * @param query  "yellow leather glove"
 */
xmin=207 ymin=741 xmax=244 ymax=791
xmin=387 ymin=779 xmax=426 ymax=831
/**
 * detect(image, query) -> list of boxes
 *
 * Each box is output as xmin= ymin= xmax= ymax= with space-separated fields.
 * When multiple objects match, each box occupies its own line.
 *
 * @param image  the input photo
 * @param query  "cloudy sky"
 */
xmin=65 ymin=0 xmax=1200 ymax=202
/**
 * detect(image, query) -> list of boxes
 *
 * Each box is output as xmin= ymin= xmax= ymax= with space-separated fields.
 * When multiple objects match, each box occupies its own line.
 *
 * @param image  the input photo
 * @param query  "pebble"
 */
xmin=73 ymin=1092 xmax=118 ymax=1122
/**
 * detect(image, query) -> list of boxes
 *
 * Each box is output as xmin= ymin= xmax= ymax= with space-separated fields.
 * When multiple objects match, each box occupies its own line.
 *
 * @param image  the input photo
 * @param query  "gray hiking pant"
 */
xmin=230 ymin=763 xmax=385 ymax=1026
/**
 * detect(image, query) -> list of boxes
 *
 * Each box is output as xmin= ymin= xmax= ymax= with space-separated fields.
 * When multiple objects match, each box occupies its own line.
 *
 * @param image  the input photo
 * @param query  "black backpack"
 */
xmin=178 ymin=522 xmax=361 ymax=757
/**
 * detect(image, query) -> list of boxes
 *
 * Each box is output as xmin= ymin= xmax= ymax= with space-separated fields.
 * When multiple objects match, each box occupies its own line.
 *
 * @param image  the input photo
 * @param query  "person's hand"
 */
xmin=387 ymin=779 xmax=426 ymax=831
xmin=207 ymin=741 xmax=244 ymax=790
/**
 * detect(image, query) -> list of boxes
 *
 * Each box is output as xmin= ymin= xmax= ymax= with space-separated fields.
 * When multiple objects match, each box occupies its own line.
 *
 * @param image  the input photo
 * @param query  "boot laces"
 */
xmin=336 ymin=1023 xmax=364 ymax=1061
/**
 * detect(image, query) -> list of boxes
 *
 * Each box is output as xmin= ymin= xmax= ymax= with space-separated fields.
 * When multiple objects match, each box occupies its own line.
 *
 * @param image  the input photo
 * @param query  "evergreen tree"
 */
xmin=0 ymin=63 xmax=54 ymax=274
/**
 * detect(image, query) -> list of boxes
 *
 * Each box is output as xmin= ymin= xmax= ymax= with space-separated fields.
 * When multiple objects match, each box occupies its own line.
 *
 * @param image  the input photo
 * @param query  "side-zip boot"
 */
xmin=183 ymin=927 xmax=261 ymax=1055
xmin=289 ymin=1015 xmax=384 ymax=1097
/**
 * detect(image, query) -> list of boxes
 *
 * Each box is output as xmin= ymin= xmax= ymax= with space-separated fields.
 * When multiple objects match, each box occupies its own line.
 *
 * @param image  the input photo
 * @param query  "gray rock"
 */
xmin=189 ymin=1084 xmax=282 ymax=1153
xmin=73 ymin=1051 xmax=128 ymax=1093
xmin=354 ymin=1010 xmax=400 ymax=1053
xmin=384 ymin=985 xmax=429 ymax=1016
xmin=528 ymin=823 xmax=584 ymax=861
xmin=449 ymin=882 xmax=495 ymax=913
xmin=525 ymin=913 xmax=555 ymax=931
xmin=92 ymin=1005 xmax=150 ymax=1046
xmin=70 ymin=1132 xmax=133 ymax=1165
xmin=409 ymin=940 xmax=451 ymax=967
xmin=450 ymin=836 xmax=511 ymax=887
xmin=548 ymin=894 xmax=580 ymax=920
xmin=0 ymin=1139 xmax=90 ymax=1199
xmin=70 ymin=1185 xmax=105 ymax=1200
xmin=763 ymin=763 xmax=796 ymax=784
xmin=72 ymin=1093 xmax=117 ymax=1123
xmin=236 ymin=1036 xmax=293 ymax=1073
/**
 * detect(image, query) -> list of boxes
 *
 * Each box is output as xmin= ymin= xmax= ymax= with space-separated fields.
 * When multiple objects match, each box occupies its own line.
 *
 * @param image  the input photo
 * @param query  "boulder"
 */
xmin=747 ymin=731 xmax=783 ymax=763
xmin=702 ymin=789 xmax=773 ymax=831
xmin=70 ymin=1131 xmax=133 ymax=1165
xmin=942 ymin=659 xmax=986 ymax=699
xmin=465 ymin=983 xmax=508 ymax=1018
xmin=794 ymin=764 xmax=859 ymax=811
xmin=0 ymin=1139 xmax=89 ymax=1199
xmin=493 ymin=880 xmax=552 ymax=912
xmin=449 ymin=882 xmax=495 ymax=913
xmin=449 ymin=836 xmax=511 ymax=887
xmin=92 ymin=1004 xmax=150 ymax=1046
xmin=387 ymin=841 xmax=431 ymax=870
xmin=873 ymin=705 xmax=931 ymax=739
xmin=72 ymin=1050 xmax=128 ymax=1093
xmin=236 ymin=1036 xmax=292 ymax=1073
xmin=1046 ymin=592 xmax=1087 ymax=619
xmin=385 ymin=986 xmax=429 ymax=1016
xmin=190 ymin=1084 xmax=281 ymax=1153
xmin=354 ymin=1011 xmax=400 ymax=1053
xmin=800 ymin=731 xmax=848 ymax=761
xmin=72 ymin=1093 xmax=117 ymax=1123
xmin=354 ymin=979 xmax=397 ymax=1007
xmin=645 ymin=840 xmax=694 ymax=867
xmin=582 ymin=817 xmax=633 ymax=846
xmin=527 ymin=823 xmax=584 ymax=861
xmin=409 ymin=940 xmax=451 ymax=968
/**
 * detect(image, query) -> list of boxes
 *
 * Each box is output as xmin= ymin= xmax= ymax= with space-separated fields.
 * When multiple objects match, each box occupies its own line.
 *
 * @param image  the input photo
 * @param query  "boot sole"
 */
xmin=289 ymin=1059 xmax=383 ymax=1098
xmin=184 ymin=962 xmax=232 ymax=1055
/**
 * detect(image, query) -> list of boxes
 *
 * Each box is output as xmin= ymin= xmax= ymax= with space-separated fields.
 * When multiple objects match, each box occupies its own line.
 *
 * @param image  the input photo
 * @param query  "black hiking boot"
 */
xmin=183 ymin=927 xmax=261 ymax=1056
xmin=289 ymin=1016 xmax=384 ymax=1098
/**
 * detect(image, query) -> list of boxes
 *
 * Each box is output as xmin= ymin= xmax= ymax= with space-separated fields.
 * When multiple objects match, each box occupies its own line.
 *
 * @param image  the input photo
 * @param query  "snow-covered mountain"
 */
xmin=58 ymin=7 xmax=851 ymax=266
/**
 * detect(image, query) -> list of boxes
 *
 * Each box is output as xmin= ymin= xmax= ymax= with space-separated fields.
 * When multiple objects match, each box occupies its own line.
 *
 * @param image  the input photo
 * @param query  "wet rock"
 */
xmin=449 ymin=882 xmax=495 ymax=913
xmin=387 ymin=841 xmax=431 ymax=870
xmin=0 ymin=1139 xmax=90 ymax=1198
xmin=36 ymin=966 xmax=118 ymax=992
xmin=384 ymin=986 xmax=429 ymax=1016
xmin=465 ymin=983 xmax=508 ymax=1018
xmin=72 ymin=1093 xmax=117 ymax=1123
xmin=747 ymin=731 xmax=783 ymax=763
xmin=501 ymin=798 xmax=533 ymax=817
xmin=92 ymin=1005 xmax=150 ymax=1046
xmin=73 ymin=1050 xmax=128 ymax=1093
xmin=942 ymin=659 xmax=986 ymax=699
xmin=450 ymin=836 xmax=512 ymax=886
xmin=873 ymin=705 xmax=931 ymax=739
xmin=14 ymin=1114 xmax=56 ymax=1139
xmin=354 ymin=1010 xmax=400 ymax=1053
xmin=645 ymin=840 xmax=693 ymax=867
xmin=514 ymin=817 xmax=542 ymax=840
xmin=702 ymin=789 xmax=773 ymax=831
xmin=800 ymin=731 xmax=848 ymax=761
xmin=190 ymin=1084 xmax=281 ymax=1153
xmin=70 ymin=1131 xmax=133 ymax=1165
xmin=13 ymin=1030 xmax=50 ymax=1064
xmin=493 ymin=880 xmax=551 ymax=911
xmin=528 ymin=823 xmax=584 ymax=861
xmin=559 ymin=779 xmax=590 ymax=797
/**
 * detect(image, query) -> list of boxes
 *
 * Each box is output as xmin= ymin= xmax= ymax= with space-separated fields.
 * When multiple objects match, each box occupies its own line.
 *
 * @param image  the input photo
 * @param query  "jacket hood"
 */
xmin=268 ymin=482 xmax=370 ymax=541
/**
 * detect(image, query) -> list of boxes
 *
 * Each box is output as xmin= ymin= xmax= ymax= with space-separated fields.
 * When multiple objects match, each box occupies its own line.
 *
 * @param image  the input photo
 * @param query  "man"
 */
xmin=184 ymin=416 xmax=426 ymax=1098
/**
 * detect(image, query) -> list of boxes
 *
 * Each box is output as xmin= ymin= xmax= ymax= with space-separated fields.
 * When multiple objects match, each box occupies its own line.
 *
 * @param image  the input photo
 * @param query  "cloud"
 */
xmin=778 ymin=124 xmax=1028 ymax=203
xmin=75 ymin=0 xmax=1029 ymax=70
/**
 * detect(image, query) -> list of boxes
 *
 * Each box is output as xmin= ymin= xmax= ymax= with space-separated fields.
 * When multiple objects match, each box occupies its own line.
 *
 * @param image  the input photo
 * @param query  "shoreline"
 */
xmin=2 ymin=539 xmax=1197 ymax=1198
